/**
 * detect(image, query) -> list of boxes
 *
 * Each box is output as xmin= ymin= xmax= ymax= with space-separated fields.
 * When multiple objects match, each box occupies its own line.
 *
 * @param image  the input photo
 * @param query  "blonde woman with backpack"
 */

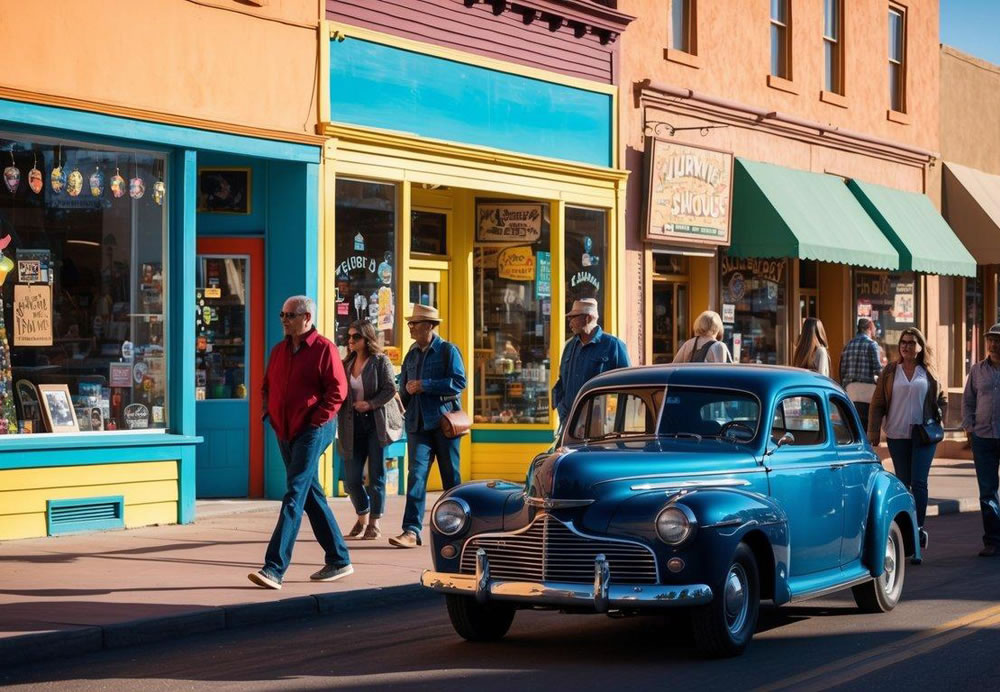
xmin=674 ymin=310 xmax=733 ymax=363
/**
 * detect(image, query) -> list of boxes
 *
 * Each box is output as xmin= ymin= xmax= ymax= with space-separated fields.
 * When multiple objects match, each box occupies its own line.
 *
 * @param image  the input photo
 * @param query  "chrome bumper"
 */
xmin=420 ymin=549 xmax=713 ymax=612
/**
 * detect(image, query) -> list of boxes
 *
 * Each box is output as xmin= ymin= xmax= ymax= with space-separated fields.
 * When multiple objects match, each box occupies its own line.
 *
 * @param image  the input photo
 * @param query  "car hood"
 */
xmin=525 ymin=438 xmax=761 ymax=504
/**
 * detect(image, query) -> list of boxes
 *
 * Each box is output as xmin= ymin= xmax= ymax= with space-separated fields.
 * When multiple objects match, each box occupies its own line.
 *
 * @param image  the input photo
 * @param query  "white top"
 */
xmin=884 ymin=365 xmax=928 ymax=439
xmin=812 ymin=346 xmax=831 ymax=377
xmin=349 ymin=373 xmax=365 ymax=403
xmin=673 ymin=336 xmax=733 ymax=364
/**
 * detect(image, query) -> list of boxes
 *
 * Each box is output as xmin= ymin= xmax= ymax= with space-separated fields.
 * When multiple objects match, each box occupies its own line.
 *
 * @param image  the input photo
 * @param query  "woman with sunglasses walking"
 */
xmin=338 ymin=319 xmax=402 ymax=540
xmin=868 ymin=327 xmax=946 ymax=561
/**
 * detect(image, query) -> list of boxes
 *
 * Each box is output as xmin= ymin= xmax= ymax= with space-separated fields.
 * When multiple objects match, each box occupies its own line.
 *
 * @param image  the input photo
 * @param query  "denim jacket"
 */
xmin=399 ymin=334 xmax=467 ymax=433
xmin=552 ymin=326 xmax=631 ymax=421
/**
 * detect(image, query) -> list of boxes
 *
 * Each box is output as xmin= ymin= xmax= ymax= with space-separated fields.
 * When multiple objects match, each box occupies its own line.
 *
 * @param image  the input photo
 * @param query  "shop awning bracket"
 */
xmin=644 ymin=120 xmax=729 ymax=139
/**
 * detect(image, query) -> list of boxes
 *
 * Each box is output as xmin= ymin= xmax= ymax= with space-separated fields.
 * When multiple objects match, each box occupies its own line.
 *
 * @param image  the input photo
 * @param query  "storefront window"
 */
xmin=195 ymin=256 xmax=247 ymax=400
xmin=719 ymin=251 xmax=787 ymax=365
xmin=965 ymin=269 xmax=984 ymax=374
xmin=473 ymin=200 xmax=551 ymax=424
xmin=0 ymin=134 xmax=167 ymax=434
xmin=564 ymin=207 xmax=607 ymax=315
xmin=334 ymin=179 xmax=397 ymax=359
xmin=854 ymin=270 xmax=919 ymax=362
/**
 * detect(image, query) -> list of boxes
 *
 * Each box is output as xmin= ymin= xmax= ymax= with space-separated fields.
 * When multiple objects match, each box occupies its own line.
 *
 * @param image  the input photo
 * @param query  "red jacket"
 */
xmin=261 ymin=328 xmax=347 ymax=442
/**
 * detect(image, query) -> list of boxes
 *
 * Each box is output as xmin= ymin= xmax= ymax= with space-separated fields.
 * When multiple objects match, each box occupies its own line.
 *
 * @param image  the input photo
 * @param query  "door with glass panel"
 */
xmin=652 ymin=280 xmax=689 ymax=363
xmin=195 ymin=238 xmax=265 ymax=497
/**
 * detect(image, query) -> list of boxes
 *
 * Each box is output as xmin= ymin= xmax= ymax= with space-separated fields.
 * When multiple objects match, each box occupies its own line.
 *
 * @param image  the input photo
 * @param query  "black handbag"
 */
xmin=916 ymin=418 xmax=944 ymax=445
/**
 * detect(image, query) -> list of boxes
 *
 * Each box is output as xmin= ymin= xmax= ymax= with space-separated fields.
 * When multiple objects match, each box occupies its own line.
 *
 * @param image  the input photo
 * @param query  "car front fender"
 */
xmin=865 ymin=471 xmax=920 ymax=576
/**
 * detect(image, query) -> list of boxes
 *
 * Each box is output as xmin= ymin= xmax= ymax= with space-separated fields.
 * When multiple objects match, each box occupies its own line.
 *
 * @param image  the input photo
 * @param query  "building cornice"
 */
xmin=460 ymin=0 xmax=635 ymax=44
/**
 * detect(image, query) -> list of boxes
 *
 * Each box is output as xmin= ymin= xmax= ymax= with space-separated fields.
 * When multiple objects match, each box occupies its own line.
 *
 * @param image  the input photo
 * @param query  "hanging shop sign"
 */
xmin=477 ymin=202 xmax=543 ymax=243
xmin=12 ymin=284 xmax=53 ymax=346
xmin=497 ymin=246 xmax=536 ymax=281
xmin=645 ymin=139 xmax=733 ymax=247
xmin=535 ymin=251 xmax=552 ymax=299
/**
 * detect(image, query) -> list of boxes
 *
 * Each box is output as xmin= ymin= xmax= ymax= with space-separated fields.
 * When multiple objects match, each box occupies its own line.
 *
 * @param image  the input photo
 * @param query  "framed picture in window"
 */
xmin=197 ymin=167 xmax=251 ymax=214
xmin=38 ymin=384 xmax=79 ymax=433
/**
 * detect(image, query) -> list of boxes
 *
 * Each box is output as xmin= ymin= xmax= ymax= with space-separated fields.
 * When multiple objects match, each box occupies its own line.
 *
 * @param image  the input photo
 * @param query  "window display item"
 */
xmin=153 ymin=179 xmax=165 ymax=206
xmin=89 ymin=167 xmax=104 ymax=197
xmin=37 ymin=384 xmax=79 ymax=433
xmin=28 ymin=153 xmax=42 ymax=194
xmin=129 ymin=175 xmax=145 ymax=199
xmin=110 ymin=167 xmax=125 ymax=198
xmin=4 ymin=149 xmax=19 ymax=194
xmin=50 ymin=146 xmax=65 ymax=193
xmin=66 ymin=167 xmax=83 ymax=197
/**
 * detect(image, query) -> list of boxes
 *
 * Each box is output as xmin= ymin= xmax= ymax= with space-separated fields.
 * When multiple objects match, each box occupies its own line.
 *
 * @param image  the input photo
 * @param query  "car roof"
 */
xmin=579 ymin=363 xmax=843 ymax=401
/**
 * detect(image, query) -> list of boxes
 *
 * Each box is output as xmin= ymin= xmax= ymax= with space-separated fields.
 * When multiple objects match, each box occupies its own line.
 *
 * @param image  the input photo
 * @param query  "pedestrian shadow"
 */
xmin=0 ymin=541 xmax=267 ymax=565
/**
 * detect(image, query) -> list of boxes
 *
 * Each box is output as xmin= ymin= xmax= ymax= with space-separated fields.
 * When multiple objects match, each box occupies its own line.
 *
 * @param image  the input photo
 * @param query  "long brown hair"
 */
xmin=792 ymin=317 xmax=829 ymax=371
xmin=348 ymin=319 xmax=382 ymax=356
xmin=897 ymin=327 xmax=936 ymax=380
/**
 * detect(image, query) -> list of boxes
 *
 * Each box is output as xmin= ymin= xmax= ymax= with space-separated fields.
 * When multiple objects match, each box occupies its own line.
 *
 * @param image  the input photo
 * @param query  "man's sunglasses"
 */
xmin=278 ymin=311 xmax=306 ymax=320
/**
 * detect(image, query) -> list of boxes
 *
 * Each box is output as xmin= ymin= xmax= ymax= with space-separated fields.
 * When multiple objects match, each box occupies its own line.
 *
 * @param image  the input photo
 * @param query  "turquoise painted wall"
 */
xmin=329 ymin=38 xmax=613 ymax=167
xmin=196 ymin=153 xmax=267 ymax=236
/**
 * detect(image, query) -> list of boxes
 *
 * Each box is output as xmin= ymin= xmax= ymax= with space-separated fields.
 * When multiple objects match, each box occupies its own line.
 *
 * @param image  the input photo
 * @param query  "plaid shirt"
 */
xmin=839 ymin=333 xmax=882 ymax=387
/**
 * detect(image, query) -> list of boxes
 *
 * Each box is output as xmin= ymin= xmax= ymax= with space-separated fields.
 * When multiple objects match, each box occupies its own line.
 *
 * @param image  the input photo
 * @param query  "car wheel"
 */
xmin=853 ymin=519 xmax=905 ymax=613
xmin=692 ymin=542 xmax=759 ymax=657
xmin=445 ymin=594 xmax=516 ymax=642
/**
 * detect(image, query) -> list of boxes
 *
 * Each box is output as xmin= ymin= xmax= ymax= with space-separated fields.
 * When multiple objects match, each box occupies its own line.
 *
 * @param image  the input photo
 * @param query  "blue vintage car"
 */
xmin=420 ymin=364 xmax=920 ymax=656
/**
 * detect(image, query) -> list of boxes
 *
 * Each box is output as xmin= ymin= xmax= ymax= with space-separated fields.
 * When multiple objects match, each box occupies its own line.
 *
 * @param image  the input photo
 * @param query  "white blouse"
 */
xmin=884 ymin=365 xmax=928 ymax=439
xmin=349 ymin=373 xmax=365 ymax=404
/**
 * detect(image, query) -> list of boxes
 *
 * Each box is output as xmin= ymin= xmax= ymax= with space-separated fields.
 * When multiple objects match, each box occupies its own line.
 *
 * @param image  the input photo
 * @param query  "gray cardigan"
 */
xmin=337 ymin=352 xmax=397 ymax=459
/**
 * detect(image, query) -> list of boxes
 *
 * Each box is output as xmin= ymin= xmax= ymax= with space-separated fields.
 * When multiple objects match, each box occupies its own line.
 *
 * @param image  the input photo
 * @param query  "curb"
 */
xmin=0 ymin=583 xmax=432 ymax=669
xmin=926 ymin=497 xmax=980 ymax=517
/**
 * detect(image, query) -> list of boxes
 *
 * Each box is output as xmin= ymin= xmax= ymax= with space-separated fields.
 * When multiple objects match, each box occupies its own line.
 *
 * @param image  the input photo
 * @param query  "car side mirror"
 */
xmin=765 ymin=432 xmax=795 ymax=456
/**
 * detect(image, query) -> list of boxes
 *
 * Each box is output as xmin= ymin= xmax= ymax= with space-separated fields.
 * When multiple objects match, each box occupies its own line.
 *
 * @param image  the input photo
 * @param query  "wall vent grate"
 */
xmin=46 ymin=496 xmax=125 ymax=536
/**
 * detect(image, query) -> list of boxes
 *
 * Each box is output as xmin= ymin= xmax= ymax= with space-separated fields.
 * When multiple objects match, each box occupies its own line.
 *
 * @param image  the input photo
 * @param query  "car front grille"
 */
xmin=459 ymin=515 xmax=658 ymax=584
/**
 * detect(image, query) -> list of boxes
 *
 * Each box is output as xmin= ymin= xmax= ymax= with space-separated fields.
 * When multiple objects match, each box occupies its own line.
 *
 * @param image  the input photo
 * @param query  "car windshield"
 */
xmin=658 ymin=386 xmax=760 ymax=443
xmin=567 ymin=387 xmax=664 ymax=442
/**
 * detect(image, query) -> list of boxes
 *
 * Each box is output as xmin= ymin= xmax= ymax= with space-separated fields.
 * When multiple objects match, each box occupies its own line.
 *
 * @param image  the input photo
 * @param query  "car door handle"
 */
xmin=829 ymin=462 xmax=846 ymax=470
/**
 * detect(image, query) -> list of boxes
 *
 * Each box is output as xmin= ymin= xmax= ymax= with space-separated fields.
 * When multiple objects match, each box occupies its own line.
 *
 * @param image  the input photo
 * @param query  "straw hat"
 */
xmin=567 ymin=298 xmax=599 ymax=319
xmin=405 ymin=304 xmax=441 ymax=324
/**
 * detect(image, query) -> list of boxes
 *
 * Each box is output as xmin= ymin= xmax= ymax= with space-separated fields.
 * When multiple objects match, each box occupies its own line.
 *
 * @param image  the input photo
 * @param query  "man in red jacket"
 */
xmin=248 ymin=295 xmax=352 ymax=590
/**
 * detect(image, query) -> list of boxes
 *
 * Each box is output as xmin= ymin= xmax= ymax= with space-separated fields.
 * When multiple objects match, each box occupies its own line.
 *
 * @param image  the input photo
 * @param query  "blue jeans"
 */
xmin=263 ymin=422 xmax=350 ymax=579
xmin=969 ymin=435 xmax=1000 ymax=547
xmin=344 ymin=411 xmax=386 ymax=517
xmin=402 ymin=427 xmax=461 ymax=534
xmin=887 ymin=431 xmax=938 ymax=528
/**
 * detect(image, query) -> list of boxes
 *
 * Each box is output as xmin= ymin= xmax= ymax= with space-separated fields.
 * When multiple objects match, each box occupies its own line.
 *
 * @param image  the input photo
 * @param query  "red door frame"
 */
xmin=197 ymin=237 xmax=265 ymax=497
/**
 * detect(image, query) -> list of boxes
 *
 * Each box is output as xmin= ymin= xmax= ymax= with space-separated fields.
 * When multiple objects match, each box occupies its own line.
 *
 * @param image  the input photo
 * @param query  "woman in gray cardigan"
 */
xmin=338 ymin=320 xmax=399 ymax=540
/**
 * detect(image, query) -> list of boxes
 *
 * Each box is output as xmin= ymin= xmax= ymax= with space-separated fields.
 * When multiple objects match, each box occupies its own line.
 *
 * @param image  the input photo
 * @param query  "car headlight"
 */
xmin=656 ymin=505 xmax=697 ymax=545
xmin=433 ymin=498 xmax=470 ymax=536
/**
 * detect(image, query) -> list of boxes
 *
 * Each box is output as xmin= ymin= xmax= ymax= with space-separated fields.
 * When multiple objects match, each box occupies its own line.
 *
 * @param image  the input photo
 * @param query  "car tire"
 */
xmin=692 ymin=542 xmax=759 ymax=658
xmin=853 ymin=519 xmax=905 ymax=613
xmin=446 ymin=594 xmax=516 ymax=642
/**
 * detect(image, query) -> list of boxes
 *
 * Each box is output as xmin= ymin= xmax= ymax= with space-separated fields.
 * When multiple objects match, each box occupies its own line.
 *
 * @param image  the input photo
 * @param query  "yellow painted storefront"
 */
xmin=318 ymin=24 xmax=627 ymax=486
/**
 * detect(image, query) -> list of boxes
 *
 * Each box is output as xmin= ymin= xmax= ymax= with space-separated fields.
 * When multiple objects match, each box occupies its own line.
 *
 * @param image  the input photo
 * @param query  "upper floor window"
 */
xmin=671 ymin=0 xmax=694 ymax=54
xmin=888 ymin=5 xmax=906 ymax=112
xmin=823 ymin=0 xmax=843 ymax=94
xmin=770 ymin=0 xmax=791 ymax=78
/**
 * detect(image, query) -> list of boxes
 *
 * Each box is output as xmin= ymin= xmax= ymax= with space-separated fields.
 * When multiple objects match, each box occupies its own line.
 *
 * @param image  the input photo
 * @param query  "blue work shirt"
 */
xmin=399 ymin=334 xmax=467 ymax=433
xmin=962 ymin=358 xmax=1000 ymax=439
xmin=552 ymin=326 xmax=631 ymax=422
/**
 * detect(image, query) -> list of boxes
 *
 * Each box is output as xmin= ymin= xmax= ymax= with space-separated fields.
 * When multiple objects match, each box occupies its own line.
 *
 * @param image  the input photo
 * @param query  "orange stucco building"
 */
xmin=616 ymin=0 xmax=975 ymax=417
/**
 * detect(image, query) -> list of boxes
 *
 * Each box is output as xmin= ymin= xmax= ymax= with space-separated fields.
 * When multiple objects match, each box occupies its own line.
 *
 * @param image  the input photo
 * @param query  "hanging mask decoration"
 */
xmin=153 ymin=179 xmax=165 ymax=205
xmin=51 ymin=145 xmax=65 ymax=194
xmin=4 ymin=148 xmax=20 ymax=194
xmin=67 ymin=167 xmax=84 ymax=197
xmin=89 ymin=167 xmax=104 ymax=197
xmin=129 ymin=175 xmax=145 ymax=199
xmin=110 ymin=166 xmax=126 ymax=198
xmin=28 ymin=153 xmax=42 ymax=194
xmin=0 ymin=234 xmax=13 ymax=286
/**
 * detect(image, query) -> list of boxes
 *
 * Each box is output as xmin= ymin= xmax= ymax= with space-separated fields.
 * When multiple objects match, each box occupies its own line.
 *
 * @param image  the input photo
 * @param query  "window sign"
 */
xmin=854 ymin=270 xmax=918 ymax=362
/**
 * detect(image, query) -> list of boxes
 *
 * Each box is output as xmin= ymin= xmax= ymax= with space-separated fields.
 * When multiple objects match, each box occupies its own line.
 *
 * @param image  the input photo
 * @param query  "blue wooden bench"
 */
xmin=331 ymin=435 xmax=407 ymax=497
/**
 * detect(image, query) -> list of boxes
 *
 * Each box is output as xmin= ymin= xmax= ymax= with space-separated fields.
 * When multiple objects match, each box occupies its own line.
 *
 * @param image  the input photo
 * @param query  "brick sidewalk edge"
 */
xmin=0 ymin=582 xmax=434 ymax=669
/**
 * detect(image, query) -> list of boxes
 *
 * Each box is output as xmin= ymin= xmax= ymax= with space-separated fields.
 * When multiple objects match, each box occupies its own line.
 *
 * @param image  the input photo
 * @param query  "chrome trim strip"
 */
xmin=595 ymin=467 xmax=767 ymax=486
xmin=420 ymin=569 xmax=714 ymax=609
xmin=631 ymin=478 xmax=752 ymax=492
xmin=594 ymin=554 xmax=610 ymax=612
xmin=524 ymin=496 xmax=595 ymax=509
xmin=475 ymin=548 xmax=489 ymax=604
xmin=788 ymin=574 xmax=871 ymax=603
xmin=460 ymin=514 xmax=662 ymax=583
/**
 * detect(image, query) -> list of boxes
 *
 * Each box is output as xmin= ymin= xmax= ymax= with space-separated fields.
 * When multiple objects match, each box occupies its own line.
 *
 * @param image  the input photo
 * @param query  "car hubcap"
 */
xmin=724 ymin=564 xmax=749 ymax=634
xmin=882 ymin=534 xmax=898 ymax=595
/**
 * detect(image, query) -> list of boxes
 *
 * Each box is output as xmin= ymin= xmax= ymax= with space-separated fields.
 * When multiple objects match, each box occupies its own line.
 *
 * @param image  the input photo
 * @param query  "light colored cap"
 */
xmin=567 ymin=298 xmax=599 ymax=319
xmin=987 ymin=323 xmax=1000 ymax=338
xmin=405 ymin=304 xmax=441 ymax=324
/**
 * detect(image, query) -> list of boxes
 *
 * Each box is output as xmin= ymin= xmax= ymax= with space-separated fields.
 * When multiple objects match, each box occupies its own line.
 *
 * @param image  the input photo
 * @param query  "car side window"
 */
xmin=829 ymin=397 xmax=858 ymax=445
xmin=569 ymin=390 xmax=655 ymax=441
xmin=772 ymin=395 xmax=826 ymax=446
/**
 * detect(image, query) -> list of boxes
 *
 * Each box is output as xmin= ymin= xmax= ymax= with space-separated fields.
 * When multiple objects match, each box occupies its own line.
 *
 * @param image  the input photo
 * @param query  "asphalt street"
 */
xmin=3 ymin=511 xmax=999 ymax=691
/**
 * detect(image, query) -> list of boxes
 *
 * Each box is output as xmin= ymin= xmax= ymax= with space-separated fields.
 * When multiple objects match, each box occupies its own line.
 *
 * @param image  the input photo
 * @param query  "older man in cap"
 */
xmin=389 ymin=304 xmax=468 ymax=548
xmin=552 ymin=298 xmax=630 ymax=434
xmin=963 ymin=322 xmax=1000 ymax=557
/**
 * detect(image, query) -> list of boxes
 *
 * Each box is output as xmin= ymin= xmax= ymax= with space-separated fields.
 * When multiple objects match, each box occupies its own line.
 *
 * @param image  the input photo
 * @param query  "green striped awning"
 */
xmin=848 ymin=179 xmax=977 ymax=277
xmin=729 ymin=158 xmax=899 ymax=270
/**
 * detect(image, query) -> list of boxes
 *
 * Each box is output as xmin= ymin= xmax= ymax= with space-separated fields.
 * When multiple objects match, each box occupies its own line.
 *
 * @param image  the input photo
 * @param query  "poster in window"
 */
xmin=12 ymin=284 xmax=53 ymax=346
xmin=497 ymin=246 xmax=536 ymax=281
xmin=476 ymin=203 xmax=543 ymax=243
xmin=645 ymin=139 xmax=733 ymax=246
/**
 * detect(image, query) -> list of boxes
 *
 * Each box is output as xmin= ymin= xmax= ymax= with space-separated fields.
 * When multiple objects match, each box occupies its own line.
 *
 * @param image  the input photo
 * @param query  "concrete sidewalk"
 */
xmin=0 ymin=456 xmax=984 ymax=668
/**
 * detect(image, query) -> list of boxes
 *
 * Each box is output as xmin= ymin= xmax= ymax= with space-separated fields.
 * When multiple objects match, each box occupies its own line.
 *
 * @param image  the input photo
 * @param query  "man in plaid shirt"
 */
xmin=839 ymin=317 xmax=883 ymax=431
